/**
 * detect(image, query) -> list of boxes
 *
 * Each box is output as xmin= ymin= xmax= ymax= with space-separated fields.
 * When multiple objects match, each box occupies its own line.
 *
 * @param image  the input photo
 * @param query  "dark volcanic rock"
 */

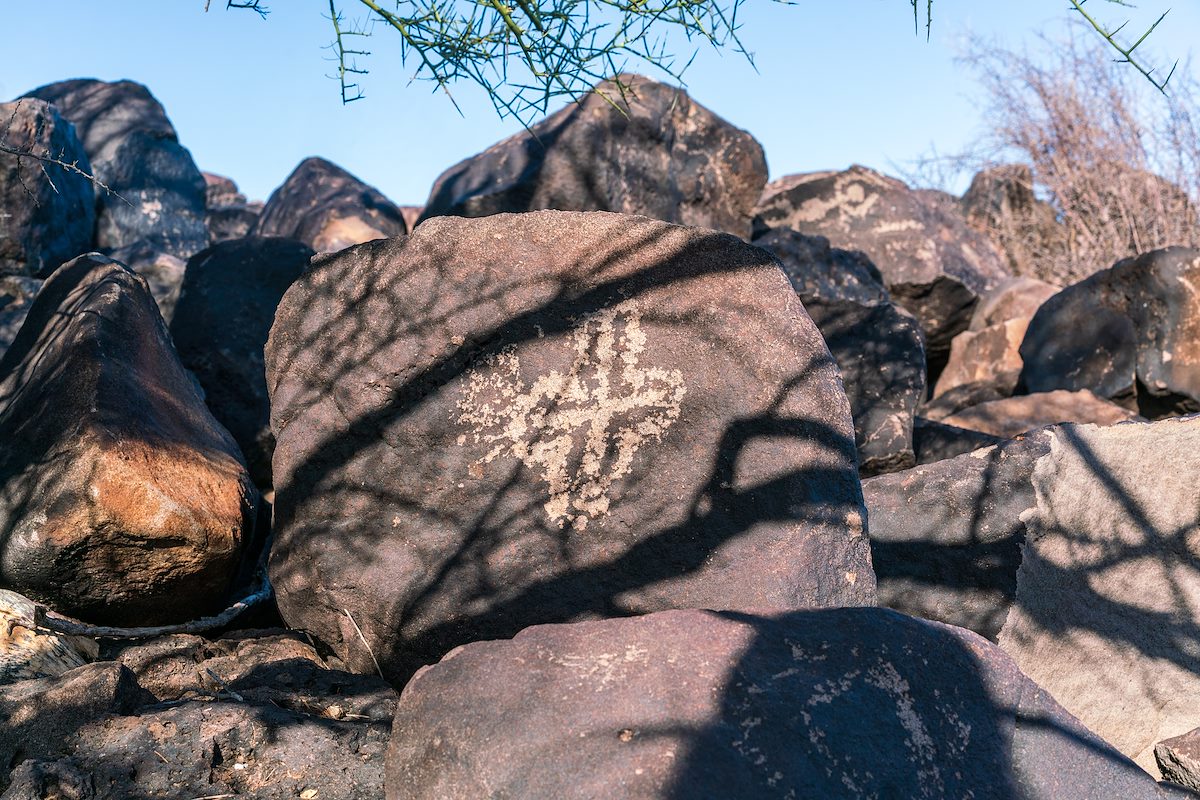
xmin=22 ymin=79 xmax=176 ymax=169
xmin=386 ymin=607 xmax=1172 ymax=800
xmin=0 ymin=100 xmax=94 ymax=277
xmin=865 ymin=431 xmax=1051 ymax=640
xmin=0 ymin=276 xmax=40 ymax=360
xmin=2 ymin=634 xmax=396 ymax=799
xmin=0 ymin=254 xmax=259 ymax=626
xmin=106 ymin=241 xmax=185 ymax=324
xmin=1019 ymin=247 xmax=1200 ymax=416
xmin=23 ymin=79 xmax=208 ymax=260
xmin=254 ymin=157 xmax=406 ymax=253
xmin=940 ymin=389 xmax=1141 ymax=438
xmin=171 ymin=237 xmax=315 ymax=487
xmin=204 ymin=171 xmax=262 ymax=243
xmin=267 ymin=210 xmax=874 ymax=683
xmin=753 ymin=228 xmax=925 ymax=476
xmin=93 ymin=130 xmax=209 ymax=257
xmin=754 ymin=165 xmax=1010 ymax=364
xmin=420 ymin=74 xmax=768 ymax=239
xmin=203 ymin=171 xmax=245 ymax=207
xmin=912 ymin=416 xmax=1003 ymax=464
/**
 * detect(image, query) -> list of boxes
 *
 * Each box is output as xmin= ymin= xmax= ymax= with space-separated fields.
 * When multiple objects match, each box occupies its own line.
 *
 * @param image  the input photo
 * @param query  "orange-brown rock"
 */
xmin=940 ymin=389 xmax=1140 ymax=439
xmin=0 ymin=254 xmax=259 ymax=626
xmin=970 ymin=276 xmax=1058 ymax=331
xmin=933 ymin=316 xmax=1030 ymax=399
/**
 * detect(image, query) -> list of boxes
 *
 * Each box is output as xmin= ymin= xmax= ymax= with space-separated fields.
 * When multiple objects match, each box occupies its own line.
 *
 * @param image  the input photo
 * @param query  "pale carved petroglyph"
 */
xmin=455 ymin=299 xmax=686 ymax=530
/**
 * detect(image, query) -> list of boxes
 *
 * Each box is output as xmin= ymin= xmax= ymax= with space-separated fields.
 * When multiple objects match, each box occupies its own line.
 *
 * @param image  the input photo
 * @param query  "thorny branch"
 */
xmin=0 ymin=101 xmax=120 ymax=203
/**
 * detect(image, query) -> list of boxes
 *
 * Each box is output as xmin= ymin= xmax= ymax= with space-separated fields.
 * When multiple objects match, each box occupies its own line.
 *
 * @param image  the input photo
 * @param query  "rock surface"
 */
xmin=934 ymin=316 xmax=1029 ymax=400
xmin=23 ymin=79 xmax=208 ymax=259
xmin=865 ymin=431 xmax=1051 ymax=639
xmin=997 ymin=417 xmax=1200 ymax=774
xmin=386 ymin=607 xmax=1173 ymax=799
xmin=420 ymin=75 xmax=768 ymax=239
xmin=171 ymin=237 xmax=315 ymax=487
xmin=1019 ymin=247 xmax=1200 ymax=416
xmin=0 ymin=100 xmax=94 ymax=277
xmin=204 ymin=171 xmax=261 ymax=243
xmin=753 ymin=165 xmax=1009 ymax=364
xmin=961 ymin=164 xmax=1066 ymax=279
xmin=912 ymin=416 xmax=1003 ymax=464
xmin=267 ymin=210 xmax=875 ymax=683
xmin=753 ymin=228 xmax=925 ymax=475
xmin=106 ymin=241 xmax=185 ymax=324
xmin=0 ymin=277 xmax=40 ymax=360
xmin=940 ymin=389 xmax=1141 ymax=439
xmin=970 ymin=275 xmax=1059 ymax=331
xmin=1157 ymin=728 xmax=1200 ymax=793
xmin=0 ymin=589 xmax=97 ymax=685
xmin=1 ymin=632 xmax=396 ymax=798
xmin=254 ymin=156 xmax=406 ymax=253
xmin=0 ymin=254 xmax=259 ymax=625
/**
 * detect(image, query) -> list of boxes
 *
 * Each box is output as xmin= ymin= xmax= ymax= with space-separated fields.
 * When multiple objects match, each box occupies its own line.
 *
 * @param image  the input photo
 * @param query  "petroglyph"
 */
xmin=455 ymin=299 xmax=686 ymax=530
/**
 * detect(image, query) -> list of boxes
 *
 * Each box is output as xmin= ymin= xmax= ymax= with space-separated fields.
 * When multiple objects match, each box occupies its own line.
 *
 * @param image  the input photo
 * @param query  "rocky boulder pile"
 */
xmin=3 ymin=71 xmax=1200 ymax=797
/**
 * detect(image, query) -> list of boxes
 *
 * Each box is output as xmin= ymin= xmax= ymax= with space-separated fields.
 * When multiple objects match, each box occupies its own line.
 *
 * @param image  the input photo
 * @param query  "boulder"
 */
xmin=865 ymin=431 xmax=1052 ymax=640
xmin=912 ymin=416 xmax=1003 ymax=464
xmin=1020 ymin=247 xmax=1200 ymax=416
xmin=970 ymin=275 xmax=1059 ymax=331
xmin=940 ymin=389 xmax=1141 ymax=438
xmin=933 ymin=316 xmax=1029 ymax=400
xmin=1157 ymin=729 xmax=1200 ymax=793
xmin=753 ymin=165 xmax=1010 ymax=366
xmin=386 ymin=607 xmax=1173 ymax=799
xmin=0 ymin=254 xmax=260 ymax=625
xmin=0 ymin=100 xmax=94 ymax=277
xmin=22 ymin=79 xmax=208 ymax=260
xmin=921 ymin=380 xmax=1012 ymax=422
xmin=420 ymin=74 xmax=767 ymax=239
xmin=753 ymin=228 xmax=925 ymax=475
xmin=267 ymin=211 xmax=875 ymax=683
xmin=106 ymin=241 xmax=185 ymax=324
xmin=93 ymin=130 xmax=209 ymax=257
xmin=253 ymin=157 xmax=406 ymax=253
xmin=997 ymin=417 xmax=1200 ymax=774
xmin=961 ymin=164 xmax=1067 ymax=279
xmin=204 ymin=171 xmax=261 ymax=243
xmin=22 ymin=79 xmax=176 ymax=170
xmin=171 ymin=237 xmax=315 ymax=487
xmin=0 ymin=276 xmax=40 ymax=360
xmin=2 ymin=634 xmax=396 ymax=799
xmin=1 ymin=589 xmax=97 ymax=685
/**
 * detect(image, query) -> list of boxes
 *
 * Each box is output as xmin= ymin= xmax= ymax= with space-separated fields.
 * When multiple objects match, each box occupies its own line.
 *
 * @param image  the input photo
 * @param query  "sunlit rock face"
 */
xmin=420 ymin=74 xmax=768 ymax=240
xmin=265 ymin=210 xmax=874 ymax=683
xmin=0 ymin=254 xmax=259 ymax=626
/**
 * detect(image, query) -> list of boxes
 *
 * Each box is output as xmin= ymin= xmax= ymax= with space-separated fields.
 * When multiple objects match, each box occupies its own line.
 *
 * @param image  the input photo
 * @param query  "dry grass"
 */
xmin=910 ymin=31 xmax=1200 ymax=286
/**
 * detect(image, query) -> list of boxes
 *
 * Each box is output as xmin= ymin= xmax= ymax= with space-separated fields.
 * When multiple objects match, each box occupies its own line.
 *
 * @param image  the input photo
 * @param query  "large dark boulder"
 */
xmin=22 ymin=79 xmax=208 ymax=259
xmin=253 ymin=157 xmax=406 ymax=253
xmin=420 ymin=75 xmax=768 ymax=239
xmin=386 ymin=607 xmax=1174 ymax=799
xmin=266 ymin=211 xmax=875 ymax=683
xmin=106 ymin=241 xmax=185 ymax=324
xmin=753 ymin=228 xmax=925 ymax=476
xmin=0 ymin=254 xmax=260 ymax=626
xmin=171 ymin=237 xmax=315 ymax=487
xmin=1019 ymin=247 xmax=1200 ymax=416
xmin=204 ymin=172 xmax=261 ymax=243
xmin=0 ymin=100 xmax=94 ymax=277
xmin=753 ymin=165 xmax=1010 ymax=367
xmin=0 ymin=277 xmax=40 ymax=361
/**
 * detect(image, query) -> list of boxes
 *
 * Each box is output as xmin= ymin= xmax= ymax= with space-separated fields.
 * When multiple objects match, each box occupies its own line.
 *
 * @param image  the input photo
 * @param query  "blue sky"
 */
xmin=2 ymin=1 xmax=1195 ymax=205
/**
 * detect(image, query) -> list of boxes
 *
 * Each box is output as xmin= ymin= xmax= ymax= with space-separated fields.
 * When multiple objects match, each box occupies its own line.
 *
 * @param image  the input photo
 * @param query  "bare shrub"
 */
xmin=913 ymin=31 xmax=1200 ymax=286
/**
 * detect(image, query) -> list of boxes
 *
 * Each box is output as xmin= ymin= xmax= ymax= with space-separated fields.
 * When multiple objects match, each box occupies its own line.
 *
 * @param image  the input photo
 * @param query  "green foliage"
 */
xmin=221 ymin=0 xmax=1178 ymax=115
